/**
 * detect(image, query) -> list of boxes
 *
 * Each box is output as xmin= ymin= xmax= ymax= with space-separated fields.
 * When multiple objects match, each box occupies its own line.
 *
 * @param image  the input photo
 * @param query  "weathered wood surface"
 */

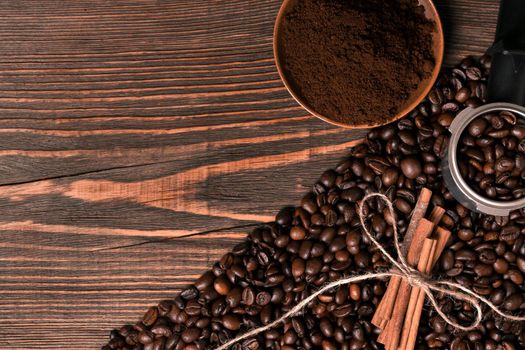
xmin=0 ymin=0 xmax=500 ymax=348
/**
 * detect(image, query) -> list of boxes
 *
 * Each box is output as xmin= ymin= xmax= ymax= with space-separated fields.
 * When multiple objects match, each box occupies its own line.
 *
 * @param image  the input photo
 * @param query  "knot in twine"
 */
xmin=215 ymin=193 xmax=525 ymax=350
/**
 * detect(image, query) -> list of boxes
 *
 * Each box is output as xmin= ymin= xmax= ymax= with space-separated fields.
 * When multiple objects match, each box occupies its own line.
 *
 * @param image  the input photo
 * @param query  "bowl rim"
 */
xmin=272 ymin=0 xmax=445 ymax=129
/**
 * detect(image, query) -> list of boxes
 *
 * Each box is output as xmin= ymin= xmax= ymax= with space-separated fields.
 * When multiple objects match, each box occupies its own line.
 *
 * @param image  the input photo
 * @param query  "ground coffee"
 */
xmin=281 ymin=0 xmax=435 ymax=125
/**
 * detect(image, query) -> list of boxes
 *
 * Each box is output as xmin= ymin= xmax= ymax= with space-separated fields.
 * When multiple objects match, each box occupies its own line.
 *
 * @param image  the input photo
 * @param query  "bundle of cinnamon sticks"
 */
xmin=372 ymin=188 xmax=451 ymax=350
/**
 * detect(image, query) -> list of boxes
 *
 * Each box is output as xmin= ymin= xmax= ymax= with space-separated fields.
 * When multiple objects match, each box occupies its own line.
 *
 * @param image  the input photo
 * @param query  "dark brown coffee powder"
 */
xmin=281 ymin=0 xmax=436 ymax=125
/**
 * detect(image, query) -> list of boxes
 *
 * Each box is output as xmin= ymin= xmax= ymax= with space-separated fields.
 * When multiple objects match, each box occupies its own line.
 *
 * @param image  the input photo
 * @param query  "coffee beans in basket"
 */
xmin=103 ymin=56 xmax=525 ymax=350
xmin=458 ymin=111 xmax=525 ymax=201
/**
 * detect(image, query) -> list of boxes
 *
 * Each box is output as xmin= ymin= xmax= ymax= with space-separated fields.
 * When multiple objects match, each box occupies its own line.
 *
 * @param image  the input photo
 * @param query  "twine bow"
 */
xmin=215 ymin=193 xmax=525 ymax=350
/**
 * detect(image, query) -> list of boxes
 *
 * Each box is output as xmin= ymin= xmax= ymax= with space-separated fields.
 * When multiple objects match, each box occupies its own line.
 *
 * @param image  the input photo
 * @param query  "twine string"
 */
xmin=215 ymin=193 xmax=525 ymax=350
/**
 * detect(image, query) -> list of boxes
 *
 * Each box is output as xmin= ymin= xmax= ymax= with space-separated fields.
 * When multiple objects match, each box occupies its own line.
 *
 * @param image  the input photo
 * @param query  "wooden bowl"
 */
xmin=273 ymin=0 xmax=445 ymax=129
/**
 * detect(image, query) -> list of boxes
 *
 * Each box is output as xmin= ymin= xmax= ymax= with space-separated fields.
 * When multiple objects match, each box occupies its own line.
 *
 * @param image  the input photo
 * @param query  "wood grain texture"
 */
xmin=0 ymin=0 xmax=499 ymax=348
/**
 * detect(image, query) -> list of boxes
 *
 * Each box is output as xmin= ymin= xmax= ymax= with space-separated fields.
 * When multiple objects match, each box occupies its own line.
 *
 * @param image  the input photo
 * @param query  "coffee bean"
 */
xmin=290 ymin=226 xmax=306 ymax=241
xmin=479 ymin=249 xmax=496 ymax=264
xmin=226 ymin=288 xmax=242 ymax=308
xmin=222 ymin=314 xmax=241 ymax=331
xmin=460 ymin=110 xmax=525 ymax=201
xmin=474 ymin=263 xmax=493 ymax=277
xmin=319 ymin=318 xmax=334 ymax=338
xmin=142 ymin=307 xmax=158 ymax=327
xmin=305 ymin=258 xmax=322 ymax=275
xmin=241 ymin=287 xmax=255 ymax=306
xmin=181 ymin=327 xmax=201 ymax=343
xmin=256 ymin=291 xmax=271 ymax=306
xmin=455 ymin=248 xmax=476 ymax=261
xmin=508 ymin=269 xmax=524 ymax=285
xmin=496 ymin=157 xmax=515 ymax=172
xmin=194 ymin=271 xmax=214 ymax=291
xmin=494 ymin=258 xmax=509 ymax=274
xmin=332 ymin=304 xmax=353 ymax=318
xmin=180 ymin=286 xmax=198 ymax=300
xmin=455 ymin=87 xmax=471 ymax=103
xmin=457 ymin=228 xmax=474 ymax=241
xmin=443 ymin=101 xmax=460 ymax=112
xmin=446 ymin=264 xmax=464 ymax=277
xmin=504 ymin=294 xmax=524 ymax=311
xmin=291 ymin=258 xmax=305 ymax=279
xmin=185 ymin=300 xmax=202 ymax=316
xmin=341 ymin=187 xmax=364 ymax=202
xmin=214 ymin=276 xmax=231 ymax=296
xmin=437 ymin=113 xmax=454 ymax=127
xmin=382 ymin=167 xmax=399 ymax=187
xmin=433 ymin=134 xmax=448 ymax=158
xmin=395 ymin=198 xmax=412 ymax=215
xmin=441 ymin=249 xmax=454 ymax=271
xmin=349 ymin=283 xmax=361 ymax=301
xmin=104 ymin=56 xmax=525 ymax=350
xmin=276 ymin=207 xmax=294 ymax=227
xmin=429 ymin=88 xmax=444 ymax=105
xmin=466 ymin=66 xmax=482 ymax=80
xmin=512 ymin=125 xmax=525 ymax=139
xmin=501 ymin=225 xmax=520 ymax=243
xmin=517 ymin=257 xmax=525 ymax=274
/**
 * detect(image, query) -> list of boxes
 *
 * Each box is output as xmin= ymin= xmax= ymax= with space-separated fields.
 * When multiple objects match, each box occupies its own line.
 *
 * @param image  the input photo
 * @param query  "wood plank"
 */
xmin=0 ymin=0 xmax=500 ymax=348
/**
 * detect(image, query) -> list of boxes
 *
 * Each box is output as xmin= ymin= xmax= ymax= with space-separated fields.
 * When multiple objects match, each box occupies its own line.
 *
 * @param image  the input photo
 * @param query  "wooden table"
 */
xmin=0 ymin=1 xmax=500 ymax=348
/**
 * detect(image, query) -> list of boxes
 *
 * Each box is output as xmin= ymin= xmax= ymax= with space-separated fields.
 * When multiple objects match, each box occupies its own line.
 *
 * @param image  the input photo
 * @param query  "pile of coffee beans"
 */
xmin=102 ymin=55 xmax=525 ymax=350
xmin=458 ymin=111 xmax=525 ymax=200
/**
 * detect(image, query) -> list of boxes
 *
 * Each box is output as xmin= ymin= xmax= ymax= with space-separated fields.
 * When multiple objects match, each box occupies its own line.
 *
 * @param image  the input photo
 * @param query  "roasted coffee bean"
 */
xmin=222 ymin=314 xmax=241 ymax=331
xmin=479 ymin=249 xmax=497 ymax=264
xmin=256 ymin=291 xmax=271 ymax=306
xmin=508 ymin=269 xmax=524 ymax=285
xmin=214 ymin=276 xmax=232 ymax=296
xmin=305 ymin=258 xmax=322 ymax=275
xmin=457 ymin=228 xmax=475 ymax=241
xmin=474 ymin=263 xmax=493 ymax=277
xmin=291 ymin=258 xmax=305 ymax=279
xmin=382 ymin=167 xmax=399 ymax=187
xmin=104 ymin=56 xmax=525 ymax=350
xmin=459 ymin=110 xmax=525 ymax=201
xmin=400 ymin=157 xmax=422 ymax=179
xmin=466 ymin=66 xmax=482 ymax=80
xmin=181 ymin=327 xmax=201 ymax=343
xmin=185 ymin=300 xmax=202 ymax=316
xmin=440 ymin=249 xmax=455 ymax=271
xmin=443 ymin=101 xmax=460 ymax=112
xmin=504 ymin=294 xmax=524 ymax=311
xmin=290 ymin=226 xmax=306 ymax=240
xmin=395 ymin=198 xmax=412 ymax=214
xmin=242 ymin=287 xmax=255 ymax=306
xmin=180 ymin=286 xmax=199 ymax=300
xmin=494 ymin=258 xmax=510 ymax=274
xmin=142 ymin=307 xmax=158 ymax=327
xmin=455 ymin=87 xmax=471 ymax=103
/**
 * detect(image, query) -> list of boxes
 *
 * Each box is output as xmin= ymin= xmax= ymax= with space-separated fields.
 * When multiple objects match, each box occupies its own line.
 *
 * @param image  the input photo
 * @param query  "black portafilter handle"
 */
xmin=487 ymin=0 xmax=525 ymax=105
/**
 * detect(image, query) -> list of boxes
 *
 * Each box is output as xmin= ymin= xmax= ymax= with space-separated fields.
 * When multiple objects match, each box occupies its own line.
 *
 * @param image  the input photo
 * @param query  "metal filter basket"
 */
xmin=442 ymin=103 xmax=525 ymax=216
xmin=442 ymin=0 xmax=525 ymax=216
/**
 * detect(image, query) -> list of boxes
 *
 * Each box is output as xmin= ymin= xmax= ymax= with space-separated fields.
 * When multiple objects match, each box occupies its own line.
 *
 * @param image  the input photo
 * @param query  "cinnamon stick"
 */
xmin=429 ymin=206 xmax=445 ymax=227
xmin=372 ymin=276 xmax=401 ymax=328
xmin=378 ymin=218 xmax=434 ymax=348
xmin=400 ymin=228 xmax=451 ymax=350
xmin=372 ymin=188 xmax=432 ymax=329
xmin=401 ymin=188 xmax=432 ymax=256
xmin=398 ymin=239 xmax=436 ymax=350
xmin=431 ymin=227 xmax=451 ymax=266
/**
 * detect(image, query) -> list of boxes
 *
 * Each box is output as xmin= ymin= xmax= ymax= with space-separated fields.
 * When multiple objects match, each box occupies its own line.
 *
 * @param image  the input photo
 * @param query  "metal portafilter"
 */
xmin=442 ymin=0 xmax=525 ymax=216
